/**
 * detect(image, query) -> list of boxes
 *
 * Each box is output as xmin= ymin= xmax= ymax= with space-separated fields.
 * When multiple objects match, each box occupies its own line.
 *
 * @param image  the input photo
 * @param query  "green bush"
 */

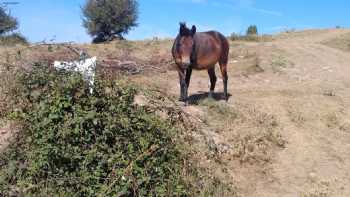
xmin=246 ymin=25 xmax=258 ymax=35
xmin=0 ymin=64 xmax=189 ymax=196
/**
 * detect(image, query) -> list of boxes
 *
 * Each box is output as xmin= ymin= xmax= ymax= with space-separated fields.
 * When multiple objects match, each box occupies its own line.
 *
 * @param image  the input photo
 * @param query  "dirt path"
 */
xmin=252 ymin=29 xmax=350 ymax=197
xmin=137 ymin=29 xmax=350 ymax=196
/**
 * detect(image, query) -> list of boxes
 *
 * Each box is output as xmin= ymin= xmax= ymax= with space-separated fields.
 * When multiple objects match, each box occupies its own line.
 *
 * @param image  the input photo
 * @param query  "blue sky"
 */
xmin=4 ymin=0 xmax=350 ymax=43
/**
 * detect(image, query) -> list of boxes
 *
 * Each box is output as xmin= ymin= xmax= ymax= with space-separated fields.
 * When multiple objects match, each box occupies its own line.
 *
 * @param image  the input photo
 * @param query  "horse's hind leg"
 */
xmin=219 ymin=63 xmax=228 ymax=101
xmin=208 ymin=67 xmax=217 ymax=98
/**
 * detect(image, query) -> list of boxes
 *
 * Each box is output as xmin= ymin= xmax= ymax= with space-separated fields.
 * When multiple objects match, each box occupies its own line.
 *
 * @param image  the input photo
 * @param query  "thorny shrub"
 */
xmin=0 ymin=63 xmax=189 ymax=196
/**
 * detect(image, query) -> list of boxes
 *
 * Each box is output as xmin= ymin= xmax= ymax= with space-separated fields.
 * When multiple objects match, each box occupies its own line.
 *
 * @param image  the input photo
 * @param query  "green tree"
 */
xmin=82 ymin=0 xmax=138 ymax=43
xmin=246 ymin=25 xmax=258 ymax=35
xmin=0 ymin=6 xmax=18 ymax=35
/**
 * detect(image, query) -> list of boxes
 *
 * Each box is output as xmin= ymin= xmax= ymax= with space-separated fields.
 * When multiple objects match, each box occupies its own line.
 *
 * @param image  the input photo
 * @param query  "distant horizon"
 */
xmin=5 ymin=0 xmax=350 ymax=43
xmin=19 ymin=27 xmax=350 ymax=44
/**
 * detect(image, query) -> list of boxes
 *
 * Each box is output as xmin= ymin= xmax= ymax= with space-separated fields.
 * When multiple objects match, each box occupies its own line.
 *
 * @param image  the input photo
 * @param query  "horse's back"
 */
xmin=194 ymin=31 xmax=229 ymax=66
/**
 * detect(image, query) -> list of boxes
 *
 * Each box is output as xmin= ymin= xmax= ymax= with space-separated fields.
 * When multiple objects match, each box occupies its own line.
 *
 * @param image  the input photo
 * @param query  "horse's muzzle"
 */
xmin=181 ymin=57 xmax=191 ymax=69
xmin=181 ymin=63 xmax=191 ymax=70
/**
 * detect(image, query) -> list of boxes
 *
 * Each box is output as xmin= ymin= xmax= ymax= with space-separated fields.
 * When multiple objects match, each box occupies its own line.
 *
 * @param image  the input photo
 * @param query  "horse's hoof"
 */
xmin=208 ymin=92 xmax=214 ymax=99
xmin=179 ymin=97 xmax=188 ymax=104
xmin=178 ymin=99 xmax=188 ymax=106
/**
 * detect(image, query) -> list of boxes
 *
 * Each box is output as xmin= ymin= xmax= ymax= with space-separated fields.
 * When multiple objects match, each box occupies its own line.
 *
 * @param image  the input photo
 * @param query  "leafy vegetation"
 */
xmin=82 ymin=0 xmax=138 ymax=43
xmin=0 ymin=6 xmax=27 ymax=45
xmin=0 ymin=64 xmax=190 ymax=196
xmin=246 ymin=25 xmax=258 ymax=35
xmin=0 ymin=6 xmax=18 ymax=35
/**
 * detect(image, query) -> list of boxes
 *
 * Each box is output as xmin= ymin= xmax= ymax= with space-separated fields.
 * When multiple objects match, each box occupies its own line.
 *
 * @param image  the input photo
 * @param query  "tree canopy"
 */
xmin=82 ymin=0 xmax=138 ymax=43
xmin=246 ymin=25 xmax=258 ymax=35
xmin=0 ymin=6 xmax=18 ymax=35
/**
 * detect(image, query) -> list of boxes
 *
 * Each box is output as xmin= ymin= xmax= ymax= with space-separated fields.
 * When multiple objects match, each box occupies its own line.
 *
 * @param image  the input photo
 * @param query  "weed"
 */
xmin=271 ymin=55 xmax=288 ymax=73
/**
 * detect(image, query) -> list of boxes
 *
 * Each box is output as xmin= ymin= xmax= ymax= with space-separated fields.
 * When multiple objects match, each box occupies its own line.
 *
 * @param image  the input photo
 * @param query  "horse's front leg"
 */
xmin=178 ymin=69 xmax=187 ymax=102
xmin=185 ymin=67 xmax=192 ymax=92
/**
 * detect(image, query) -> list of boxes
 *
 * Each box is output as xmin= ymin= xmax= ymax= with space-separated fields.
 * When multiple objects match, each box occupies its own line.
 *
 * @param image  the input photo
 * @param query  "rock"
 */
xmin=133 ymin=94 xmax=149 ymax=106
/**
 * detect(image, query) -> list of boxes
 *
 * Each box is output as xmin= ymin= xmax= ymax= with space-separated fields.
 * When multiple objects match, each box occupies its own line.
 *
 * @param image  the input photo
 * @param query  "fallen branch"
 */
xmin=100 ymin=60 xmax=141 ymax=75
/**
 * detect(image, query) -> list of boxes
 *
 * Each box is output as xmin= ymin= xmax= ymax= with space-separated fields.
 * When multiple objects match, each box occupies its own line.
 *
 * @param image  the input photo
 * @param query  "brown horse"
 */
xmin=172 ymin=23 xmax=230 ymax=103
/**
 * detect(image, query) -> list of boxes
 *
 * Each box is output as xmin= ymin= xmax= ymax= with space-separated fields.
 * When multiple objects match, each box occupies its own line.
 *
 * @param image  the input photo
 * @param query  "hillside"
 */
xmin=1 ymin=28 xmax=350 ymax=196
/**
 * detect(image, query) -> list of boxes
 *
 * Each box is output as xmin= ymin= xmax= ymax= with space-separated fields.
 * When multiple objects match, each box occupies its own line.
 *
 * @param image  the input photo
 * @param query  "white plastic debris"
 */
xmin=54 ymin=56 xmax=97 ymax=94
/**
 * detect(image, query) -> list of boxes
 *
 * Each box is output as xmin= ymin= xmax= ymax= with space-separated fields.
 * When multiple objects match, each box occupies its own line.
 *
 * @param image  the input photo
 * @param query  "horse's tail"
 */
xmin=218 ymin=33 xmax=229 ymax=66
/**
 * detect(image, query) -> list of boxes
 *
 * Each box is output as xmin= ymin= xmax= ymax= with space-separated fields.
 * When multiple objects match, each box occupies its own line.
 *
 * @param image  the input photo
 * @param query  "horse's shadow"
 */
xmin=187 ymin=91 xmax=232 ymax=105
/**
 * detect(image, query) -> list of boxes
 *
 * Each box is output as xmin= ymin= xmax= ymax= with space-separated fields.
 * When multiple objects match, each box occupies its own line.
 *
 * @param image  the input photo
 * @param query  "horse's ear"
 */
xmin=179 ymin=22 xmax=186 ymax=35
xmin=191 ymin=25 xmax=197 ymax=36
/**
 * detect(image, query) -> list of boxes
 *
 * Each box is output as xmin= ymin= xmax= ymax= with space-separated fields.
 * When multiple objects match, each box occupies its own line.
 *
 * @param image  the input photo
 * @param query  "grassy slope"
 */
xmin=1 ymin=28 xmax=350 ymax=196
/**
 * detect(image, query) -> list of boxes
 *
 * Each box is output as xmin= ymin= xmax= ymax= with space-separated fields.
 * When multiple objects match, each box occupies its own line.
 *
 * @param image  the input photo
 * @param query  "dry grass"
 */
xmin=300 ymin=179 xmax=339 ymax=197
xmin=198 ymin=99 xmax=285 ymax=165
xmin=229 ymin=34 xmax=274 ymax=42
xmin=228 ymin=43 xmax=265 ymax=76
xmin=322 ymin=32 xmax=350 ymax=52
xmin=270 ymin=55 xmax=289 ymax=73
xmin=286 ymin=104 xmax=307 ymax=126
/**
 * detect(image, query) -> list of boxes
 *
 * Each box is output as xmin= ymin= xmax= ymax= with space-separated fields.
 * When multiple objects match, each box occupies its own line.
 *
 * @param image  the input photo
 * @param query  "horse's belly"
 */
xmin=192 ymin=63 xmax=216 ymax=70
xmin=194 ymin=56 xmax=219 ymax=69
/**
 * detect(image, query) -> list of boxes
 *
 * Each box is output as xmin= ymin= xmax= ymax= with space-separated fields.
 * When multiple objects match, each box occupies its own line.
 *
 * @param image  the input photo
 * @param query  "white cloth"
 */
xmin=54 ymin=57 xmax=97 ymax=94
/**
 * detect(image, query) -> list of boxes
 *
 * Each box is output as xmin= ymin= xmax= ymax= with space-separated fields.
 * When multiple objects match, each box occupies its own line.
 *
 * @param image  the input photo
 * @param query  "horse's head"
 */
xmin=173 ymin=22 xmax=196 ymax=68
